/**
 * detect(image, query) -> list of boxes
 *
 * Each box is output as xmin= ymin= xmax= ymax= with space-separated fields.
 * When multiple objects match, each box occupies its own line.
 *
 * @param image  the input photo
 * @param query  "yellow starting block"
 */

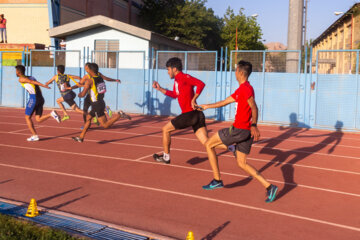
xmin=25 ymin=198 xmax=39 ymax=217
xmin=186 ymin=231 xmax=194 ymax=240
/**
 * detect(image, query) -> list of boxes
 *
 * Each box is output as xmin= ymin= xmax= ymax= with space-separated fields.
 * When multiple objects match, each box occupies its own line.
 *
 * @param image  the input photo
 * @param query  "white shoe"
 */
xmin=51 ymin=110 xmax=61 ymax=123
xmin=27 ymin=135 xmax=39 ymax=141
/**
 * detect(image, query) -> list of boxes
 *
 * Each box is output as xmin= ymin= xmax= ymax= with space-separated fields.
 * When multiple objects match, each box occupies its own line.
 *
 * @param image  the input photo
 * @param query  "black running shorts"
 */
xmin=171 ymin=110 xmax=206 ymax=133
xmin=89 ymin=99 xmax=105 ymax=118
xmin=63 ymin=91 xmax=76 ymax=107
xmin=218 ymin=126 xmax=253 ymax=154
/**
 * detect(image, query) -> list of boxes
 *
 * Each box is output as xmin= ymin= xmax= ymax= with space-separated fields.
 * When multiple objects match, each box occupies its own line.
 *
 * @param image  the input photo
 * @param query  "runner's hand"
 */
xmin=251 ymin=126 xmax=260 ymax=141
xmin=152 ymin=81 xmax=160 ymax=90
xmin=116 ymin=79 xmax=121 ymax=83
xmin=191 ymin=100 xmax=197 ymax=110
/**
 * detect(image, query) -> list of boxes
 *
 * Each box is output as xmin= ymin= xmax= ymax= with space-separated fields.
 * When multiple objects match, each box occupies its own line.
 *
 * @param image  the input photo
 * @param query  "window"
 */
xmin=94 ymin=40 xmax=119 ymax=68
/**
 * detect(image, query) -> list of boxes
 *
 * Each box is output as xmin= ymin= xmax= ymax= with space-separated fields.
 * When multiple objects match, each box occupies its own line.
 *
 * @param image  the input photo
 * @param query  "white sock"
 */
xmin=163 ymin=152 xmax=170 ymax=161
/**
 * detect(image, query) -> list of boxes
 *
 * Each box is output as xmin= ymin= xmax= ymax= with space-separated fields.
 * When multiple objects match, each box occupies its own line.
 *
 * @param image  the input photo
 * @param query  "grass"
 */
xmin=0 ymin=213 xmax=84 ymax=240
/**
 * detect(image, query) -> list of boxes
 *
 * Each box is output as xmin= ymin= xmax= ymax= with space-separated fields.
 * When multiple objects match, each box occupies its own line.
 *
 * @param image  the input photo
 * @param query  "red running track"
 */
xmin=0 ymin=107 xmax=359 ymax=240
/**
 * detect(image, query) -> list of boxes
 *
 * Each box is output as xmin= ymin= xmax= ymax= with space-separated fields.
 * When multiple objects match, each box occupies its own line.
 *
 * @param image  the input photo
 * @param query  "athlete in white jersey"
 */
xmin=16 ymin=65 xmax=61 ymax=141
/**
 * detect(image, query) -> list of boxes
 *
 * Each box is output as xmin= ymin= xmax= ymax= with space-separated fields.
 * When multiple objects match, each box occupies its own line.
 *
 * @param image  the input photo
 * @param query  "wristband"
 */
xmin=251 ymin=123 xmax=257 ymax=127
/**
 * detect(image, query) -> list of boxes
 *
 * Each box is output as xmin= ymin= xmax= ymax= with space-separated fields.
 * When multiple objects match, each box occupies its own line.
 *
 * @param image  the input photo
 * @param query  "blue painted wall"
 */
xmin=2 ymin=50 xmax=360 ymax=132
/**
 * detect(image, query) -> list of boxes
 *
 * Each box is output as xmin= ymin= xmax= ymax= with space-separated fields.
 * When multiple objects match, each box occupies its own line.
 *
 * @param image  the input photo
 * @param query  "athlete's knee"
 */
xmin=237 ymin=155 xmax=247 ymax=169
xmin=24 ymin=115 xmax=31 ymax=120
xmin=56 ymin=99 xmax=62 ymax=104
xmin=34 ymin=115 xmax=41 ymax=122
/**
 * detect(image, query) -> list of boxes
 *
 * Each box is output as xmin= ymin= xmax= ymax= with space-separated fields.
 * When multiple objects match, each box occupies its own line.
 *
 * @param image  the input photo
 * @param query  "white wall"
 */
xmin=64 ymin=26 xmax=149 ymax=68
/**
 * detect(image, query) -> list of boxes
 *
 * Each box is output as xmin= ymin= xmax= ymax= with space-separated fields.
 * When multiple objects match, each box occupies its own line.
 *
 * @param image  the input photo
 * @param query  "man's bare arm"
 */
xmin=200 ymin=96 xmax=235 ymax=110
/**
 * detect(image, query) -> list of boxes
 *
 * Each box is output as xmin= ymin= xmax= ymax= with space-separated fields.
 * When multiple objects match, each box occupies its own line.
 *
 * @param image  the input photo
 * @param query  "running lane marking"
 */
xmin=0 ymin=162 xmax=359 ymax=233
xmin=0 ymin=143 xmax=359 ymax=198
xmin=1 ymin=130 xmax=360 ymax=176
xmin=1 ymin=122 xmax=360 ymax=159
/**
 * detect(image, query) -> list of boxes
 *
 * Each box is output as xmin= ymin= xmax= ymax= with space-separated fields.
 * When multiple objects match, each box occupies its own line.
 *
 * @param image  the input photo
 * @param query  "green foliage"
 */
xmin=0 ymin=214 xmax=82 ymax=240
xmin=140 ymin=0 xmax=223 ymax=50
xmin=140 ymin=1 xmax=264 ymax=51
xmin=221 ymin=7 xmax=265 ymax=51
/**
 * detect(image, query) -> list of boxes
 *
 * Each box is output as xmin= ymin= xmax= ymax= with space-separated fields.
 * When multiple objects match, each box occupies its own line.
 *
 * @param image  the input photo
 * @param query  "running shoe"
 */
xmin=152 ymin=153 xmax=170 ymax=164
xmin=202 ymin=179 xmax=224 ymax=190
xmin=51 ymin=110 xmax=61 ymax=123
xmin=265 ymin=184 xmax=278 ymax=203
xmin=72 ymin=136 xmax=83 ymax=142
xmin=118 ymin=111 xmax=131 ymax=120
xmin=106 ymin=106 xmax=113 ymax=118
xmin=62 ymin=115 xmax=70 ymax=121
xmin=93 ymin=117 xmax=100 ymax=126
xmin=27 ymin=135 xmax=39 ymax=142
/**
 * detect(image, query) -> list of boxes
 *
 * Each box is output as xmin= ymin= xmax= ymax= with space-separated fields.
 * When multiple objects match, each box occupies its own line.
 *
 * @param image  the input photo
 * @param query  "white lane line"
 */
xmin=9 ymin=127 xmax=38 ymax=133
xmin=0 ymin=162 xmax=359 ymax=232
xmin=1 ymin=120 xmax=360 ymax=150
xmin=1 ymin=115 xmax=360 ymax=141
xmin=134 ymin=154 xmax=154 ymax=162
xmin=1 ymin=130 xmax=360 ymax=176
xmin=0 ymin=143 xmax=359 ymax=198
xmin=1 ymin=122 xmax=360 ymax=160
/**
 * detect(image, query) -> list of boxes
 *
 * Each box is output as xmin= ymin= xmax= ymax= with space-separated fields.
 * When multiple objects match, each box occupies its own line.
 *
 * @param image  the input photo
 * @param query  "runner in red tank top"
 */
xmin=152 ymin=57 xmax=208 ymax=164
xmin=199 ymin=60 xmax=278 ymax=203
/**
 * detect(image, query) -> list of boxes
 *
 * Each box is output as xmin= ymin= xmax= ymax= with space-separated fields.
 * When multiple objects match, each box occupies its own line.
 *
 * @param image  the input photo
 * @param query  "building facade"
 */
xmin=0 ymin=0 xmax=142 ymax=47
xmin=312 ymin=3 xmax=360 ymax=74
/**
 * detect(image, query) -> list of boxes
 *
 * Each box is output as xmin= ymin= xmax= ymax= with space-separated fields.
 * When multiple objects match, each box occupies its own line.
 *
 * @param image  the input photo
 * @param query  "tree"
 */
xmin=221 ymin=7 xmax=265 ymax=51
xmin=140 ymin=0 xmax=223 ymax=50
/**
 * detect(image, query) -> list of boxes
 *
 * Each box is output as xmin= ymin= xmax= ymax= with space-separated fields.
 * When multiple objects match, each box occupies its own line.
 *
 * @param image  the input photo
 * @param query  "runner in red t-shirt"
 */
xmin=199 ymin=60 xmax=278 ymax=203
xmin=152 ymin=57 xmax=208 ymax=164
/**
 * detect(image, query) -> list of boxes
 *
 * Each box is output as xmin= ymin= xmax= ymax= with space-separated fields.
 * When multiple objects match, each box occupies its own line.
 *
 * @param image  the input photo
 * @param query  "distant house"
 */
xmin=312 ymin=3 xmax=359 ymax=74
xmin=48 ymin=15 xmax=201 ymax=68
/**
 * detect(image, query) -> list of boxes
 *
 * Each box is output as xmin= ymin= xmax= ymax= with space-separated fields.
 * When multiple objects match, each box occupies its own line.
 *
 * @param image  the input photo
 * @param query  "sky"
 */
xmin=205 ymin=0 xmax=359 ymax=45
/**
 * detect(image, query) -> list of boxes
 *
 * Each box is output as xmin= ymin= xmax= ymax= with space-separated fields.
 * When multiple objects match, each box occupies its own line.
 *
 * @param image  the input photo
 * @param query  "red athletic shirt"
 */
xmin=231 ymin=81 xmax=254 ymax=130
xmin=165 ymin=72 xmax=205 ymax=114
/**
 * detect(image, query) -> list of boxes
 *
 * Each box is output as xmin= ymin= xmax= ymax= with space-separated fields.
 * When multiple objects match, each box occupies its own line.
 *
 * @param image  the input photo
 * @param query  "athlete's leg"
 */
xmin=162 ymin=121 xmax=176 ymax=154
xmin=34 ymin=113 xmax=51 ymax=123
xmin=83 ymin=95 xmax=91 ymax=123
xmin=71 ymin=104 xmax=84 ymax=114
xmin=205 ymin=132 xmax=225 ymax=180
xmin=79 ymin=114 xmax=92 ymax=139
xmin=56 ymin=97 xmax=68 ymax=116
xmin=25 ymin=115 xmax=36 ymax=136
xmin=236 ymin=151 xmax=270 ymax=188
xmin=195 ymin=127 xmax=228 ymax=149
xmin=97 ymin=113 xmax=121 ymax=129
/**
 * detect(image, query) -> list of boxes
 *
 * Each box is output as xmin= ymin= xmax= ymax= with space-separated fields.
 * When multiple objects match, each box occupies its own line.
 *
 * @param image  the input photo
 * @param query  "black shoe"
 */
xmin=72 ymin=136 xmax=83 ymax=142
xmin=118 ymin=111 xmax=131 ymax=120
xmin=153 ymin=153 xmax=170 ymax=164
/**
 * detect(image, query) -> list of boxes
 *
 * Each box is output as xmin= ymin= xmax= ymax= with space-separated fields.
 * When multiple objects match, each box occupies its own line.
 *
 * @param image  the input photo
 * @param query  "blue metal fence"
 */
xmin=1 ymin=48 xmax=359 ymax=131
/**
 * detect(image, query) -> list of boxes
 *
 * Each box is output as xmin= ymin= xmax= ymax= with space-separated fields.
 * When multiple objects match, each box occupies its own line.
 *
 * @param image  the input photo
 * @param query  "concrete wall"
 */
xmin=0 ymin=2 xmax=51 ymax=46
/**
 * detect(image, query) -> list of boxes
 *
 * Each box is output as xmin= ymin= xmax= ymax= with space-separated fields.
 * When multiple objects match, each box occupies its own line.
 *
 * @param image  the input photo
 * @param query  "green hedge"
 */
xmin=0 ymin=214 xmax=84 ymax=240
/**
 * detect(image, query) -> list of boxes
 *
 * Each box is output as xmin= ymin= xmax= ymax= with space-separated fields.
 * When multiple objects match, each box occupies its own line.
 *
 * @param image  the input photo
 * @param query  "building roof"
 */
xmin=48 ymin=15 xmax=201 ymax=50
xmin=312 ymin=3 xmax=360 ymax=47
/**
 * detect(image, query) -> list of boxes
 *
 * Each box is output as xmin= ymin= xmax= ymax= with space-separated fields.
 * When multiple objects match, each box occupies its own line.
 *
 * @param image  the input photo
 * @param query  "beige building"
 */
xmin=312 ymin=3 xmax=360 ymax=74
xmin=0 ymin=0 xmax=142 ymax=48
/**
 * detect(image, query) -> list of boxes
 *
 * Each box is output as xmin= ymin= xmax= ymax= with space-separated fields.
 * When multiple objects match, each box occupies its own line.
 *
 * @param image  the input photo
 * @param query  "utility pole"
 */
xmin=286 ymin=0 xmax=304 ymax=72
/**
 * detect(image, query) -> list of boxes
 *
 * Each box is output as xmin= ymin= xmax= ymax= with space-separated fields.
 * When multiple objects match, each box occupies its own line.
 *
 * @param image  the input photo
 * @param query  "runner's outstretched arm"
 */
xmin=100 ymin=73 xmax=121 ymax=83
xmin=200 ymin=96 xmax=235 ymax=110
xmin=45 ymin=76 xmax=56 ymax=86
xmin=19 ymin=77 xmax=50 ymax=89
xmin=78 ymin=79 xmax=91 ymax=98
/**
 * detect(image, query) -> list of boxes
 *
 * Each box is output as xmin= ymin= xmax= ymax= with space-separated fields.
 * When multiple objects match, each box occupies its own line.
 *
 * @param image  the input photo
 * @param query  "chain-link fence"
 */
xmin=231 ymin=51 xmax=263 ymax=72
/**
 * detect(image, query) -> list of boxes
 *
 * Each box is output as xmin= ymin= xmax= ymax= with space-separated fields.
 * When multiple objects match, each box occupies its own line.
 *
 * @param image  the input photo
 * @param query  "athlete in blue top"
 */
xmin=16 ymin=65 xmax=61 ymax=141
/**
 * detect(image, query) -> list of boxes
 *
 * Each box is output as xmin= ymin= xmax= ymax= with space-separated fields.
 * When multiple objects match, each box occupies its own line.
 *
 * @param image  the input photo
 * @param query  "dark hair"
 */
xmin=15 ymin=65 xmax=25 ymax=75
xmin=85 ymin=62 xmax=91 ymax=67
xmin=88 ymin=63 xmax=99 ymax=74
xmin=166 ymin=57 xmax=182 ymax=71
xmin=0 ymin=14 xmax=4 ymax=18
xmin=57 ymin=65 xmax=65 ymax=74
xmin=237 ymin=60 xmax=252 ymax=77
